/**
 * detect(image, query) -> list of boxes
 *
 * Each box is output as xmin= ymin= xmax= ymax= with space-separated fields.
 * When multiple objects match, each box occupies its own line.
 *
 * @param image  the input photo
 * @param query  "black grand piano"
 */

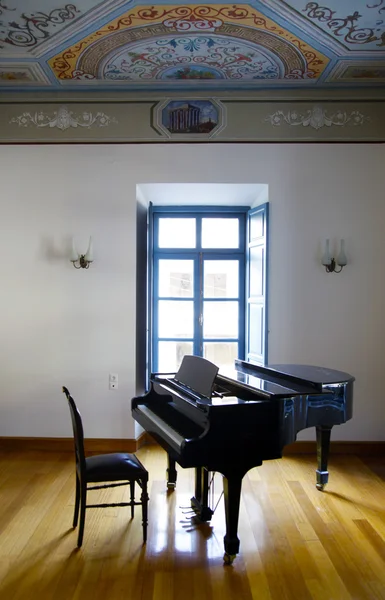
xmin=132 ymin=355 xmax=354 ymax=564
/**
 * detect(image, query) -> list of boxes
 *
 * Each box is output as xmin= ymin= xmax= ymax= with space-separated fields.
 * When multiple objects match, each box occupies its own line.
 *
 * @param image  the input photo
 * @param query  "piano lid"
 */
xmin=233 ymin=360 xmax=355 ymax=390
xmin=217 ymin=367 xmax=323 ymax=398
xmin=266 ymin=364 xmax=355 ymax=385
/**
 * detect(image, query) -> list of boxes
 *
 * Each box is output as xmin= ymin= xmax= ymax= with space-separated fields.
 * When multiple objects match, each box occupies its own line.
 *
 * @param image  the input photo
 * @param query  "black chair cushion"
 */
xmin=86 ymin=453 xmax=147 ymax=483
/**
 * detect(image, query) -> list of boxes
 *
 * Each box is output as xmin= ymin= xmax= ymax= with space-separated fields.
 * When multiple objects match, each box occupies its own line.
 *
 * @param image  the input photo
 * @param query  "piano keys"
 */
xmin=131 ymin=355 xmax=354 ymax=564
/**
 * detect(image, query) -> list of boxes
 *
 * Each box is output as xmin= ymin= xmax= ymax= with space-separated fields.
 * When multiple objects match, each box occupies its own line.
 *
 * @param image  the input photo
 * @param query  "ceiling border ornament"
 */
xmin=326 ymin=59 xmax=385 ymax=83
xmin=9 ymin=105 xmax=117 ymax=130
xmin=302 ymin=2 xmax=385 ymax=49
xmin=0 ymin=61 xmax=51 ymax=85
xmin=0 ymin=3 xmax=80 ymax=51
xmin=264 ymin=105 xmax=370 ymax=129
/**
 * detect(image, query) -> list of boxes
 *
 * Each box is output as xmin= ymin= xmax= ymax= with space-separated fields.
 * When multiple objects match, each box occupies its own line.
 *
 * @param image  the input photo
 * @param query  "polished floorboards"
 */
xmin=1 ymin=445 xmax=385 ymax=600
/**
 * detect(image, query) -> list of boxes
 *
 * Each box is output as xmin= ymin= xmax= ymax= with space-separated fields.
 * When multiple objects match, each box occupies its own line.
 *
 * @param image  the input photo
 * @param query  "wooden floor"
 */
xmin=1 ymin=446 xmax=385 ymax=600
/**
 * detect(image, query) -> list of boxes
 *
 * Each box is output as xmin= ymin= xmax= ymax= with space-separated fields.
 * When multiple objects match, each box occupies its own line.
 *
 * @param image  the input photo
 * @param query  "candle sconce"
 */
xmin=321 ymin=239 xmax=347 ymax=273
xmin=70 ymin=237 xmax=93 ymax=269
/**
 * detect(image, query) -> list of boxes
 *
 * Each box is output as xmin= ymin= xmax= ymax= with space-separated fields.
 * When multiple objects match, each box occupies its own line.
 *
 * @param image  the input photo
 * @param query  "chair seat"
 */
xmin=86 ymin=453 xmax=147 ymax=483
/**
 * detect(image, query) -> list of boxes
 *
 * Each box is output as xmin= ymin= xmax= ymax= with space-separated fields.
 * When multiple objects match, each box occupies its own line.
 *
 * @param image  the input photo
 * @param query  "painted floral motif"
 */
xmin=303 ymin=2 xmax=385 ymax=47
xmin=0 ymin=3 xmax=79 ymax=49
xmin=265 ymin=106 xmax=369 ymax=129
xmin=367 ymin=1 xmax=385 ymax=15
xmin=104 ymin=36 xmax=284 ymax=81
xmin=48 ymin=5 xmax=326 ymax=83
xmin=10 ymin=106 xmax=116 ymax=130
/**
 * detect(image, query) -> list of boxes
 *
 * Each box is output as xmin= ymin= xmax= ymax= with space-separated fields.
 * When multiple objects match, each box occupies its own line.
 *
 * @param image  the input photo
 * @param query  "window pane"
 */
xmin=158 ymin=300 xmax=193 ymax=338
xmin=203 ymin=301 xmax=238 ymax=338
xmin=202 ymin=218 xmax=239 ymax=248
xmin=158 ymin=341 xmax=193 ymax=372
xmin=204 ymin=261 xmax=238 ymax=298
xmin=204 ymin=342 xmax=238 ymax=370
xmin=158 ymin=218 xmax=196 ymax=248
xmin=159 ymin=260 xmax=194 ymax=297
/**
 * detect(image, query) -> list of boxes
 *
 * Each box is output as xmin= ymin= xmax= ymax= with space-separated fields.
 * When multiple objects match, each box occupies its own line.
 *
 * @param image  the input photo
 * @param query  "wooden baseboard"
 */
xmin=0 ymin=435 xmax=384 ymax=456
xmin=283 ymin=441 xmax=385 ymax=456
xmin=0 ymin=432 xmax=148 ymax=454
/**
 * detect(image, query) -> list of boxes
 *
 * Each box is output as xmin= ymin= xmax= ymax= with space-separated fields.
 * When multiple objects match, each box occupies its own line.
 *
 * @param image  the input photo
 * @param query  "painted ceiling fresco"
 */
xmin=0 ymin=0 xmax=384 ymax=92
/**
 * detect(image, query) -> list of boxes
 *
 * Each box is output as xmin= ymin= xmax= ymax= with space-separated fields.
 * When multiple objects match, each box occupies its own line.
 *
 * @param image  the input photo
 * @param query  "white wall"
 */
xmin=0 ymin=143 xmax=384 ymax=441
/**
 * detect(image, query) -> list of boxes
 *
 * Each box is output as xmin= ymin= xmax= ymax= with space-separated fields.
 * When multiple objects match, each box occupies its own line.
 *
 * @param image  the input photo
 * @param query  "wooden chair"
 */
xmin=62 ymin=386 xmax=149 ymax=548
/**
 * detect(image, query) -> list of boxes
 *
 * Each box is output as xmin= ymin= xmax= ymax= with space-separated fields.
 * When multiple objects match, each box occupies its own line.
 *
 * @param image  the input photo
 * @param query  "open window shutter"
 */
xmin=246 ymin=203 xmax=269 ymax=365
xmin=147 ymin=201 xmax=154 ymax=386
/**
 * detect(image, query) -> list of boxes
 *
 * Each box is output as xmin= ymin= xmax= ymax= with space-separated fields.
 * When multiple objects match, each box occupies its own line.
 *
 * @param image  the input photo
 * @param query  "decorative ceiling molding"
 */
xmin=0 ymin=97 xmax=383 ymax=142
xmin=0 ymin=61 xmax=51 ymax=85
xmin=264 ymin=105 xmax=370 ymax=129
xmin=0 ymin=1 xmax=384 ymax=94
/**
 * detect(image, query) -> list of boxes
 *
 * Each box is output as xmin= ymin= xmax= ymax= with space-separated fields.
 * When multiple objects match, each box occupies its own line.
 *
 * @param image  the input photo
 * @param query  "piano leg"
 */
xmin=167 ymin=454 xmax=177 ymax=489
xmin=191 ymin=467 xmax=214 ymax=522
xmin=316 ymin=425 xmax=332 ymax=491
xmin=222 ymin=473 xmax=243 ymax=565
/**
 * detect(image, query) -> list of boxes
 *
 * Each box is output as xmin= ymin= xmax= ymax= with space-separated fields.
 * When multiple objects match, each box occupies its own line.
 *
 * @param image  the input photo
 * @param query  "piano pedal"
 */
xmin=184 ymin=526 xmax=199 ymax=533
xmin=223 ymin=553 xmax=236 ymax=565
xmin=181 ymin=521 xmax=198 ymax=529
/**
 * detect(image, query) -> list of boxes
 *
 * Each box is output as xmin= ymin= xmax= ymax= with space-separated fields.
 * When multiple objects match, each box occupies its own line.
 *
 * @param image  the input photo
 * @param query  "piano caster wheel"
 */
xmin=223 ymin=553 xmax=236 ymax=565
xmin=316 ymin=483 xmax=325 ymax=491
xmin=167 ymin=482 xmax=176 ymax=490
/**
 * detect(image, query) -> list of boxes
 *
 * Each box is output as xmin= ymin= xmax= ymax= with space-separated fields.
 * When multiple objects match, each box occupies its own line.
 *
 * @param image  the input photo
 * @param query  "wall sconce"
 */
xmin=70 ymin=236 xmax=93 ymax=269
xmin=321 ymin=239 xmax=347 ymax=273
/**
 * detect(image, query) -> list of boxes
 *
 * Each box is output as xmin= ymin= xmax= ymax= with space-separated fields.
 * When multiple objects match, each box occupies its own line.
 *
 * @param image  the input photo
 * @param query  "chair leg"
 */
xmin=141 ymin=477 xmax=149 ymax=544
xmin=73 ymin=474 xmax=80 ymax=528
xmin=77 ymin=482 xmax=87 ymax=548
xmin=130 ymin=481 xmax=135 ymax=518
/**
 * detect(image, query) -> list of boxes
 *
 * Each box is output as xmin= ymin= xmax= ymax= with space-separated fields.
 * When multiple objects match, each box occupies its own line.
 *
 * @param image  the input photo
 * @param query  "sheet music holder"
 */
xmin=174 ymin=355 xmax=219 ymax=399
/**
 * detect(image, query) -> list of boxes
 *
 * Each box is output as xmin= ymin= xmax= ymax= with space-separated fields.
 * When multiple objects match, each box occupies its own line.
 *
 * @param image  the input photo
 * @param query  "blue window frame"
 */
xmin=151 ymin=206 xmax=248 ymax=373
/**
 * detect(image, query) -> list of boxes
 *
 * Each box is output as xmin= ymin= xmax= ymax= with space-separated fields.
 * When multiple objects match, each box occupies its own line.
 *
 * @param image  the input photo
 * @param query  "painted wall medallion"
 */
xmin=153 ymin=98 xmax=225 ymax=138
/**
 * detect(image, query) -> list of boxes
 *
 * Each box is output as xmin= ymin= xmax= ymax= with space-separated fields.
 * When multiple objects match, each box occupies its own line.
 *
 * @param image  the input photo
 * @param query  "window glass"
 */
xmin=203 ymin=301 xmax=238 ymax=338
xmin=204 ymin=260 xmax=238 ymax=298
xmin=158 ymin=218 xmax=196 ymax=248
xmin=202 ymin=218 xmax=239 ymax=248
xmin=158 ymin=341 xmax=193 ymax=372
xmin=158 ymin=300 xmax=193 ymax=338
xmin=159 ymin=260 xmax=194 ymax=297
xmin=204 ymin=342 xmax=238 ymax=370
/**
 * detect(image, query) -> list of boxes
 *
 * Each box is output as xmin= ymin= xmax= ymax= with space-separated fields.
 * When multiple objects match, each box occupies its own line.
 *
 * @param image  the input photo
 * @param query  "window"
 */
xmin=152 ymin=208 xmax=247 ymax=372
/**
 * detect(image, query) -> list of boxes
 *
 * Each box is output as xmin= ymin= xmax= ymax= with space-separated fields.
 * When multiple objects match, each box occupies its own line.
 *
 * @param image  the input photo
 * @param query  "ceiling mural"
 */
xmin=0 ymin=0 xmax=384 ymax=92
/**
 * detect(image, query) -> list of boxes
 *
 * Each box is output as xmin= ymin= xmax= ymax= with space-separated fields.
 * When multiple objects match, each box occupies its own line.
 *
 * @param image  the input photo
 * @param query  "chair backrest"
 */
xmin=62 ymin=386 xmax=87 ymax=476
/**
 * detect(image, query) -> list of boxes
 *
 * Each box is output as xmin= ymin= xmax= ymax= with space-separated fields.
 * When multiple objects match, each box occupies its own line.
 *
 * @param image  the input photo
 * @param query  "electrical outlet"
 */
xmin=109 ymin=373 xmax=118 ymax=390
